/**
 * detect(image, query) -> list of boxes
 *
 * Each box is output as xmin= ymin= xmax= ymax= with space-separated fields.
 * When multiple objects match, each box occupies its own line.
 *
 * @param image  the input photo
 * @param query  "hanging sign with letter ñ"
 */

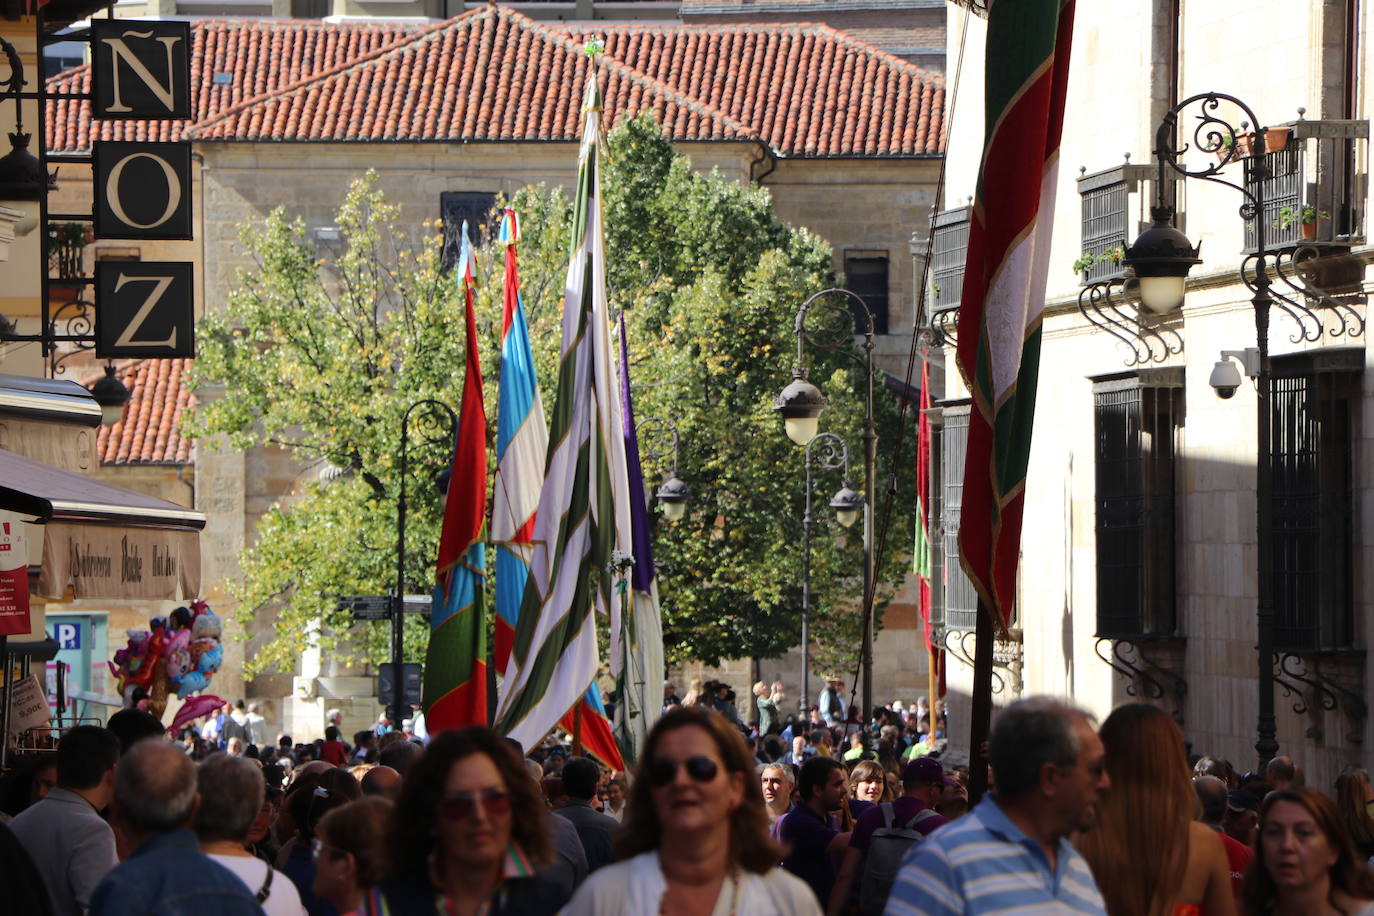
xmin=95 ymin=262 xmax=194 ymax=359
xmin=91 ymin=20 xmax=192 ymax=120
xmin=94 ymin=141 xmax=193 ymax=240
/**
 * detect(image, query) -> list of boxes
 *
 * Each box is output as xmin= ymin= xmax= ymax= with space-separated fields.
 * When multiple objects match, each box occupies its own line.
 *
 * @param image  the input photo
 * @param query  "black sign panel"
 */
xmin=379 ymin=663 xmax=423 ymax=708
xmin=91 ymin=20 xmax=192 ymax=120
xmin=93 ymin=142 xmax=192 ymax=240
xmin=96 ymin=262 xmax=195 ymax=359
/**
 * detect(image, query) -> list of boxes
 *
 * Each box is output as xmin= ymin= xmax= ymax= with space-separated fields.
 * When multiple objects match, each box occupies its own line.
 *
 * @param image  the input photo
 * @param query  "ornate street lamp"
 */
xmin=798 ymin=431 xmax=861 ymax=714
xmin=1129 ymin=91 xmax=1281 ymax=769
xmin=775 ymin=287 xmax=878 ymax=727
xmin=637 ymin=416 xmax=690 ymax=522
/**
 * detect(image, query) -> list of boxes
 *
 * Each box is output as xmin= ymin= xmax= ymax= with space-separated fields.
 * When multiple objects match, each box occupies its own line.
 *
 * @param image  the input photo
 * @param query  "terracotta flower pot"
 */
xmin=1264 ymin=126 xmax=1292 ymax=153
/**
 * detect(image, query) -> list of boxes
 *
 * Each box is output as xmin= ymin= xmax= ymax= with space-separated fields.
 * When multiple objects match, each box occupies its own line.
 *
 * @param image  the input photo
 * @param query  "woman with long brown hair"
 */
xmin=846 ymin=759 xmax=890 ymax=819
xmin=1335 ymin=768 xmax=1374 ymax=861
xmin=377 ymin=727 xmax=566 ymax=915
xmin=1076 ymin=703 xmax=1234 ymax=916
xmin=1242 ymin=788 xmax=1374 ymax=915
xmin=562 ymin=705 xmax=820 ymax=915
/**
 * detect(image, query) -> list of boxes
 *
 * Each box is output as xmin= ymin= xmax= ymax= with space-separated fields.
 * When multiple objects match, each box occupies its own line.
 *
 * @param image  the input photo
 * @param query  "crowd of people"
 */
xmin=3 ymin=693 xmax=1374 ymax=914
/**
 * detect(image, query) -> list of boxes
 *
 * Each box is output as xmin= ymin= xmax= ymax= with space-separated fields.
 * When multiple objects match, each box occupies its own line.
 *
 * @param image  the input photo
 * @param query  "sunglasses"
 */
xmin=649 ymin=755 xmax=720 ymax=787
xmin=440 ymin=788 xmax=513 ymax=821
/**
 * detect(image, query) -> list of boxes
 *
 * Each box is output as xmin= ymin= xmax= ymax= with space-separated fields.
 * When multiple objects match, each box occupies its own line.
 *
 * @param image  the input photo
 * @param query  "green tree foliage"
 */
xmin=187 ymin=114 xmax=913 ymax=678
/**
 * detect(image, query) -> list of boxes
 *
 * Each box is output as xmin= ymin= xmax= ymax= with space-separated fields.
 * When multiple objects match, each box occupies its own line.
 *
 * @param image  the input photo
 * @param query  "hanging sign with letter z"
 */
xmin=95 ymin=262 xmax=195 ymax=359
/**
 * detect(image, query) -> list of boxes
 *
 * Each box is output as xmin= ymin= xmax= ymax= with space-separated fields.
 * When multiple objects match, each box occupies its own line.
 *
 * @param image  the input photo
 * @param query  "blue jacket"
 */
xmin=90 ymin=829 xmax=262 ymax=916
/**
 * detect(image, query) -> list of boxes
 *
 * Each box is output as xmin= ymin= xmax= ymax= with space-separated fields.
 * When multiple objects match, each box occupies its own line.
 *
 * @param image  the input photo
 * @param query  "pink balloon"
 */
xmin=170 ymin=694 xmax=225 ymax=731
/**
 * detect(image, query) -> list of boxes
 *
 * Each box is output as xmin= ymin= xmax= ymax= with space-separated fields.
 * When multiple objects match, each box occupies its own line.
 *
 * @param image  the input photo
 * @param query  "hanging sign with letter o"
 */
xmin=94 ymin=141 xmax=193 ymax=240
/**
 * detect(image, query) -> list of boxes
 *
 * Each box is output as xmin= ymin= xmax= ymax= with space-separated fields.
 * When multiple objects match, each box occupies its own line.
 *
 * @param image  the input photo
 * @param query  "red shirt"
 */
xmin=1215 ymin=827 xmax=1253 ymax=904
xmin=321 ymin=739 xmax=348 ymax=766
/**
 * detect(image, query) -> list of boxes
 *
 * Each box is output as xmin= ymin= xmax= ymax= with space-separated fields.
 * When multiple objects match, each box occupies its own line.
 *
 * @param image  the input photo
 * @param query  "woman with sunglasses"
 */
xmin=562 ymin=706 xmax=821 ymax=915
xmin=378 ymin=726 xmax=568 ymax=915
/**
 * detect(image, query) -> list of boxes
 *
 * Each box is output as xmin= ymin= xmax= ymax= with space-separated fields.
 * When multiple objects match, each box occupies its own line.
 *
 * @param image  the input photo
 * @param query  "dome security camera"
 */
xmin=1209 ymin=358 xmax=1243 ymax=399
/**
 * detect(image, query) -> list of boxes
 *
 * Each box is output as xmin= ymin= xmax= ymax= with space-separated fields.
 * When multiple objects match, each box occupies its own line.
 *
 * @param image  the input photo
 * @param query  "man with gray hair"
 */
xmin=1194 ymin=774 xmax=1251 ymax=906
xmin=883 ymin=696 xmax=1109 ymax=916
xmin=89 ymin=740 xmax=260 ymax=915
xmin=1265 ymin=754 xmax=1301 ymax=791
xmin=194 ymin=754 xmax=303 ymax=916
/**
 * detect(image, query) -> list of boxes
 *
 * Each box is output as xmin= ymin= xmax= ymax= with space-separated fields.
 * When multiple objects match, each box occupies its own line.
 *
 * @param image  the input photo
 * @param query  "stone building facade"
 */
xmin=929 ymin=0 xmax=1373 ymax=788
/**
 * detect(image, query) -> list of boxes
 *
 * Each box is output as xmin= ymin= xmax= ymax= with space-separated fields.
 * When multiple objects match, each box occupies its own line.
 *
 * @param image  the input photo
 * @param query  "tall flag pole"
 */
xmin=613 ymin=314 xmax=665 ymax=765
xmin=914 ymin=359 xmax=943 ymax=712
xmin=423 ymin=220 xmax=489 ymax=731
xmin=955 ymin=0 xmax=1075 ymax=802
xmin=491 ymin=209 xmax=546 ymax=676
xmin=494 ymin=55 xmax=630 ymax=769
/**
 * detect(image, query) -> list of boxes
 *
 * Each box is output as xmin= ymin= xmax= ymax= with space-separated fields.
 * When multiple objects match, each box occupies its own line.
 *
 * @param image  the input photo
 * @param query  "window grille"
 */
xmin=844 ymin=254 xmax=889 ymax=335
xmin=1269 ymin=354 xmax=1358 ymax=650
xmin=1243 ymin=120 xmax=1369 ymax=253
xmin=938 ymin=402 xmax=979 ymax=631
xmin=1092 ymin=370 xmax=1182 ymax=639
xmin=1076 ymin=162 xmax=1158 ymax=286
xmin=930 ymin=207 xmax=969 ymax=312
xmin=440 ymin=192 xmax=498 ymax=272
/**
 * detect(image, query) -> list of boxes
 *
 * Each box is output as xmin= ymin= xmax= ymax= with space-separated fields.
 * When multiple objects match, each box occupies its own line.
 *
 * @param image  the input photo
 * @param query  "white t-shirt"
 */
xmin=208 ymin=853 xmax=306 ymax=916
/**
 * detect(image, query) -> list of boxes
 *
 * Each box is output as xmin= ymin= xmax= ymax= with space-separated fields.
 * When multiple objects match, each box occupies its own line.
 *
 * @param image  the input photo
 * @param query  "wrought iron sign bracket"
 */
xmin=1094 ymin=636 xmax=1188 ymax=724
xmin=1078 ymin=279 xmax=1184 ymax=367
xmin=1272 ymin=651 xmax=1368 ymax=744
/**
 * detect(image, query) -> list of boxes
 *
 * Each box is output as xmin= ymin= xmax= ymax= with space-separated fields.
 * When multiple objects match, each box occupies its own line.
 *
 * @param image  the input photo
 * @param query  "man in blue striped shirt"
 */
xmin=883 ymin=697 xmax=1110 ymax=916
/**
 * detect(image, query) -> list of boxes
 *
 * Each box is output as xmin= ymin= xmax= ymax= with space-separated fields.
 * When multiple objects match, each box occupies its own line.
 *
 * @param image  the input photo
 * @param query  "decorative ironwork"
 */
xmin=1239 ymin=246 xmax=1365 ymax=343
xmin=1078 ymin=278 xmax=1184 ymax=366
xmin=46 ymin=297 xmax=97 ymax=378
xmin=636 ymin=416 xmax=679 ymax=468
xmin=942 ymin=627 xmax=1022 ymax=696
xmin=1094 ymin=637 xmax=1188 ymax=723
xmin=1272 ymin=652 xmax=1368 ymax=743
xmin=925 ymin=307 xmax=959 ymax=347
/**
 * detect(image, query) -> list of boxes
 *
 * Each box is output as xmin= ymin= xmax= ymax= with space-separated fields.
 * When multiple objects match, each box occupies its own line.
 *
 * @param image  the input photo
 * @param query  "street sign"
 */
xmin=95 ymin=261 xmax=195 ymax=359
xmin=92 ymin=20 xmax=192 ymax=120
xmin=338 ymin=595 xmax=433 ymax=621
xmin=54 ymin=622 xmax=80 ymax=650
xmin=94 ymin=141 xmax=194 ymax=240
xmin=337 ymin=595 xmax=391 ymax=621
xmin=378 ymin=662 xmax=422 ymax=709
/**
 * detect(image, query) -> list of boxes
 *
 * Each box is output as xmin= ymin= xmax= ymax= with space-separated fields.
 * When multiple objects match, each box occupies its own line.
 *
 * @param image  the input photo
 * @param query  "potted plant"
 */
xmin=1263 ymin=125 xmax=1292 ymax=153
xmin=1215 ymin=132 xmax=1256 ymax=162
xmin=1072 ymin=253 xmax=1095 ymax=279
xmin=1274 ymin=205 xmax=1329 ymax=238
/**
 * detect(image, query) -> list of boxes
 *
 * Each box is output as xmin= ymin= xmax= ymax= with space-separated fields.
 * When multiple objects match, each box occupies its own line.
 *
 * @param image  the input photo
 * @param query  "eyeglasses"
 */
xmin=311 ymin=838 xmax=348 ymax=861
xmin=648 ymin=755 xmax=720 ymax=787
xmin=439 ymin=788 xmax=512 ymax=821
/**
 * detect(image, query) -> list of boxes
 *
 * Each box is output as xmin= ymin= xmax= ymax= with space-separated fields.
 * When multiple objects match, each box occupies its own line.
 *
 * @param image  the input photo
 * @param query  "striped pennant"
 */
xmin=491 ymin=209 xmax=546 ymax=675
xmin=955 ymin=0 xmax=1075 ymax=629
xmin=423 ymin=220 xmax=489 ymax=731
xmin=494 ymin=70 xmax=633 ymax=757
xmin=612 ymin=313 xmax=665 ymax=765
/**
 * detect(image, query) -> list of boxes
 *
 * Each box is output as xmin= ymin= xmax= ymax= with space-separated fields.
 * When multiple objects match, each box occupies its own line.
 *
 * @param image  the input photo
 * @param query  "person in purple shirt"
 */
xmin=826 ymin=756 xmax=950 ymax=916
xmin=781 ymin=756 xmax=853 ymax=907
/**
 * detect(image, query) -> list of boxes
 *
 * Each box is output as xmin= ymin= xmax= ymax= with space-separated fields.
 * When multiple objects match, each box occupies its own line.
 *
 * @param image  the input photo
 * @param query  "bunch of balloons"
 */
xmin=109 ymin=600 xmax=224 ymax=720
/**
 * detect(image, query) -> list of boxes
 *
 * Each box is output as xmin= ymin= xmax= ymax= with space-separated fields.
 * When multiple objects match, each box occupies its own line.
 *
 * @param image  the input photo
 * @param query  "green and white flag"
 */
xmin=494 ymin=68 xmax=633 ymax=752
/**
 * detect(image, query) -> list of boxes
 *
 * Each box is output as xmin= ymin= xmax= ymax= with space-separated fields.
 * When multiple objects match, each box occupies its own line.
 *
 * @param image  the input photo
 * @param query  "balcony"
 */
xmin=1075 ymin=159 xmax=1169 ymax=286
xmin=1242 ymin=118 xmax=1369 ymax=254
xmin=927 ymin=205 xmax=969 ymax=345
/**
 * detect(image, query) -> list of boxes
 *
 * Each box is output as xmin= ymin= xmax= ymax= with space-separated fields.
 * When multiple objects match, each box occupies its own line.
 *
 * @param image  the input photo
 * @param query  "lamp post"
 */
xmin=636 ymin=417 xmax=690 ymax=521
xmin=394 ymin=398 xmax=458 ymax=730
xmin=775 ymin=287 xmax=877 ymax=728
xmin=1123 ymin=92 xmax=1279 ymax=769
xmin=797 ymin=431 xmax=862 ymax=715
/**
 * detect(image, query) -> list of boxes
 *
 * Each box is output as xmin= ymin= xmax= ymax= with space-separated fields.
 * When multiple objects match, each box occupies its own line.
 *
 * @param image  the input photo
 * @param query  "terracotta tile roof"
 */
xmin=49 ymin=7 xmax=943 ymax=158
xmin=186 ymin=8 xmax=754 ymax=145
xmin=87 ymin=359 xmax=195 ymax=465
xmin=568 ymin=22 xmax=945 ymax=156
xmin=46 ymin=19 xmax=424 ymax=153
